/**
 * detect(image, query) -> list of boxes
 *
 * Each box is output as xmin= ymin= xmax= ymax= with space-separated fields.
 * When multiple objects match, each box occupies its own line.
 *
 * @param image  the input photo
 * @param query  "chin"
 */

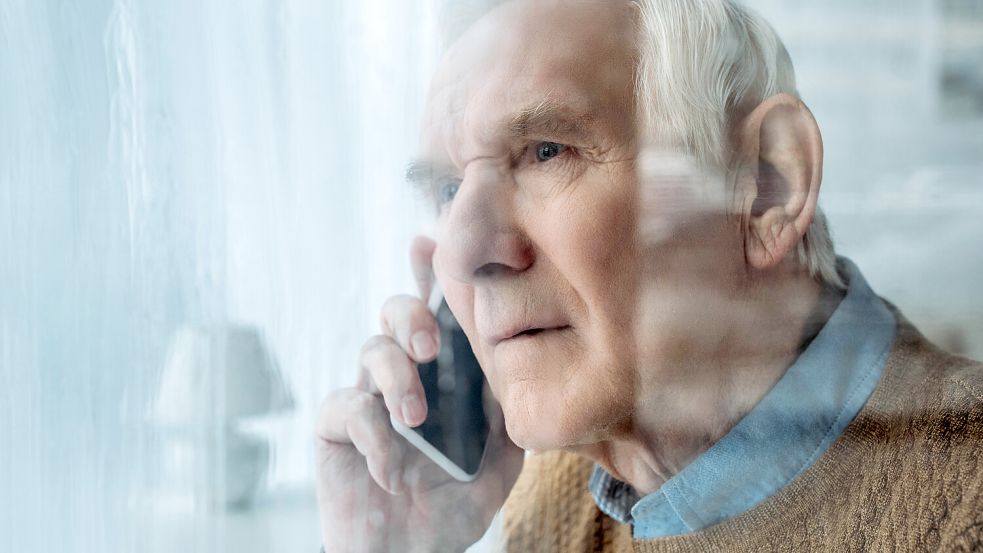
xmin=502 ymin=409 xmax=566 ymax=452
xmin=498 ymin=375 xmax=635 ymax=452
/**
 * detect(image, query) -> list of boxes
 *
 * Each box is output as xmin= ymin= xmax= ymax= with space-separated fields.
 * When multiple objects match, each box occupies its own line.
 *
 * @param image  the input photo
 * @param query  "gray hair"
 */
xmin=633 ymin=0 xmax=843 ymax=288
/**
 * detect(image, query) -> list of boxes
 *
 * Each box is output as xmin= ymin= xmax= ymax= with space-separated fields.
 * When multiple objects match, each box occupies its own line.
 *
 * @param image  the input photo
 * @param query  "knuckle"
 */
xmin=381 ymin=294 xmax=415 ymax=331
xmin=360 ymin=334 xmax=392 ymax=358
xmin=357 ymin=424 xmax=391 ymax=460
xmin=318 ymin=388 xmax=352 ymax=419
xmin=360 ymin=344 xmax=411 ymax=396
xmin=364 ymin=339 xmax=403 ymax=369
xmin=383 ymin=294 xmax=432 ymax=333
xmin=369 ymin=425 xmax=393 ymax=455
xmin=349 ymin=391 xmax=380 ymax=415
xmin=381 ymin=293 xmax=413 ymax=312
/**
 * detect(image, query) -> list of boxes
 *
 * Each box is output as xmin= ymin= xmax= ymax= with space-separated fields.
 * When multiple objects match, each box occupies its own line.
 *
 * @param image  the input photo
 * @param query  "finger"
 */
xmin=316 ymin=388 xmax=408 ymax=495
xmin=380 ymin=294 xmax=440 ymax=363
xmin=358 ymin=334 xmax=428 ymax=427
xmin=410 ymin=235 xmax=437 ymax=302
xmin=400 ymin=391 xmax=521 ymax=497
xmin=399 ymin=397 xmax=525 ymax=523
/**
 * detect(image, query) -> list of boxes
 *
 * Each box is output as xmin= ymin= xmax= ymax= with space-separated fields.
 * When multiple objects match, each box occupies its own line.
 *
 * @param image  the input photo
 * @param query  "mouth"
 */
xmin=495 ymin=325 xmax=572 ymax=345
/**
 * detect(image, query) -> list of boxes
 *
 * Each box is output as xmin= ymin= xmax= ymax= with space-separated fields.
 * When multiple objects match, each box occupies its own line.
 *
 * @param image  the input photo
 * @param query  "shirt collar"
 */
xmin=589 ymin=258 xmax=897 ymax=538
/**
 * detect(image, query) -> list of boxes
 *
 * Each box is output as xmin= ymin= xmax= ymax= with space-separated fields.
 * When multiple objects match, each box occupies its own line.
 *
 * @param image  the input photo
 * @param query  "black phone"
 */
xmin=391 ymin=291 xmax=491 ymax=481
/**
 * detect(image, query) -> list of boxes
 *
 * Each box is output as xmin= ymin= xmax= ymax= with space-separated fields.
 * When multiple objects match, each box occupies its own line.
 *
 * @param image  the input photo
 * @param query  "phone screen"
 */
xmin=410 ymin=299 xmax=490 ymax=477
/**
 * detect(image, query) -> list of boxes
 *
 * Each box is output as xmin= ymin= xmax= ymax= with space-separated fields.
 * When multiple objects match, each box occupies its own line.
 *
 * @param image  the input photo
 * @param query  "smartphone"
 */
xmin=391 ymin=288 xmax=492 ymax=482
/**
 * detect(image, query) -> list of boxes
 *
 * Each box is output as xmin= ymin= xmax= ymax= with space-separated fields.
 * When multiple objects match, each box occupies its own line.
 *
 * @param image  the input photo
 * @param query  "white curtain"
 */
xmin=2 ymin=1 xmax=437 ymax=551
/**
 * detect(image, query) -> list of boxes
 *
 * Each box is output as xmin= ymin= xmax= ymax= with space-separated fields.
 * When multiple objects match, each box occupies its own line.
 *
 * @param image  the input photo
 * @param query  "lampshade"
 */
xmin=154 ymin=324 xmax=294 ymax=426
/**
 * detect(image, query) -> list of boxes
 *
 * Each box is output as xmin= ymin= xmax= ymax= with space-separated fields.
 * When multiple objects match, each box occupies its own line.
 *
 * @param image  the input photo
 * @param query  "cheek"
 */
xmin=493 ymin=169 xmax=641 ymax=448
xmin=532 ymin=166 xmax=640 ymax=330
xmin=433 ymin=251 xmax=505 ymax=392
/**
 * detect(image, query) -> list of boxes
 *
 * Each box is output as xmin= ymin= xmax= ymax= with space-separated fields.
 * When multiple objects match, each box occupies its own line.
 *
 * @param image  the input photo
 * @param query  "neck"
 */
xmin=570 ymin=262 xmax=844 ymax=494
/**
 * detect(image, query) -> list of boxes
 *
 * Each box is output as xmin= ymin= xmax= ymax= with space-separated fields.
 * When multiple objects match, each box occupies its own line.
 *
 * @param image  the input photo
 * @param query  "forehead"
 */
xmin=421 ymin=0 xmax=637 ymax=163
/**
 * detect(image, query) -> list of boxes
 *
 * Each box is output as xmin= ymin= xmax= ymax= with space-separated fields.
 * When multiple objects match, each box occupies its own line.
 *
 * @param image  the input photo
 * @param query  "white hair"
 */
xmin=633 ymin=0 xmax=844 ymax=288
xmin=436 ymin=0 xmax=845 ymax=288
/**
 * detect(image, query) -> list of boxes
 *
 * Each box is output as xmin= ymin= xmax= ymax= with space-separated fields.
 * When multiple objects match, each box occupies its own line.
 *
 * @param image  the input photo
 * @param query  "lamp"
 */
xmin=154 ymin=324 xmax=294 ymax=510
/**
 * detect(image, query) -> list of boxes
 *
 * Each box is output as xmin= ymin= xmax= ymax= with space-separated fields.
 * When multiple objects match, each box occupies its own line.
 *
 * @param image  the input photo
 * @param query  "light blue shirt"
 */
xmin=588 ymin=258 xmax=897 ymax=538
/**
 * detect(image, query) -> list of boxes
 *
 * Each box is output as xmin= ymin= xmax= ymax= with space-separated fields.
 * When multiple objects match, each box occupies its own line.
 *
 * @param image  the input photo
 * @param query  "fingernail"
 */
xmin=411 ymin=331 xmax=436 ymax=359
xmin=389 ymin=469 xmax=404 ymax=495
xmin=402 ymin=395 xmax=425 ymax=426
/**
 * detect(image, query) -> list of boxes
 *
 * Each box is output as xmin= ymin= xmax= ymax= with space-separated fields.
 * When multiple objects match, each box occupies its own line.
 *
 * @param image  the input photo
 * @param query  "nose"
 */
xmin=438 ymin=162 xmax=534 ymax=283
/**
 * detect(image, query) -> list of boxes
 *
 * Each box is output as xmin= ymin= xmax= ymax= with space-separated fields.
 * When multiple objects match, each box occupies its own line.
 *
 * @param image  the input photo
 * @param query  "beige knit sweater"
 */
xmin=501 ymin=319 xmax=983 ymax=552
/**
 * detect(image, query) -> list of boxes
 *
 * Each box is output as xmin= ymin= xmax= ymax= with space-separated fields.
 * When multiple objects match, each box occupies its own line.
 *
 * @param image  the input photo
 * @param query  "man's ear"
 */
xmin=738 ymin=93 xmax=823 ymax=271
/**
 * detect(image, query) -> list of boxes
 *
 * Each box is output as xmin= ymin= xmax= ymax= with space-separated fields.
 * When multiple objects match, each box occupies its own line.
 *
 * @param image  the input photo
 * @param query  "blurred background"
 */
xmin=0 ymin=1 xmax=980 ymax=552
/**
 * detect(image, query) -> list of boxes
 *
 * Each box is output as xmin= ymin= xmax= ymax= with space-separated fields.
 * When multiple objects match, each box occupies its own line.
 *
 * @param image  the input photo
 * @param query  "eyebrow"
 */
xmin=507 ymin=98 xmax=597 ymax=142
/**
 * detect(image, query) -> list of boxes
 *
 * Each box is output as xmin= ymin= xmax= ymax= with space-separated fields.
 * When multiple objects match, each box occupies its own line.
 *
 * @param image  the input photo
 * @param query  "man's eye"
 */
xmin=535 ymin=142 xmax=567 ymax=162
xmin=437 ymin=180 xmax=460 ymax=204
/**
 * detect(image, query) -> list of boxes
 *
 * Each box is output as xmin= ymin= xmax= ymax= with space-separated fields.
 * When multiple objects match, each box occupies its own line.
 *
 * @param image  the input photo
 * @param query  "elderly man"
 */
xmin=316 ymin=1 xmax=983 ymax=551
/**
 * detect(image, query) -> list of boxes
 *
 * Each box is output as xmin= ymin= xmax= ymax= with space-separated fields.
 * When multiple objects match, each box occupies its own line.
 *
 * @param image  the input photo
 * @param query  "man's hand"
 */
xmin=315 ymin=236 xmax=525 ymax=553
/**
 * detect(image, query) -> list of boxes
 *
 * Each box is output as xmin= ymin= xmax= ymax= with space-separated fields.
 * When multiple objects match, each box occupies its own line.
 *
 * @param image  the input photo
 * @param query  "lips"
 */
xmin=489 ymin=323 xmax=572 ymax=346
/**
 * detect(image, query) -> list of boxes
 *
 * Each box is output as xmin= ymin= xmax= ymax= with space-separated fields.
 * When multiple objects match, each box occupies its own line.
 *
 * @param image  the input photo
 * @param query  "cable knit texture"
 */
xmin=501 ymin=318 xmax=983 ymax=552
